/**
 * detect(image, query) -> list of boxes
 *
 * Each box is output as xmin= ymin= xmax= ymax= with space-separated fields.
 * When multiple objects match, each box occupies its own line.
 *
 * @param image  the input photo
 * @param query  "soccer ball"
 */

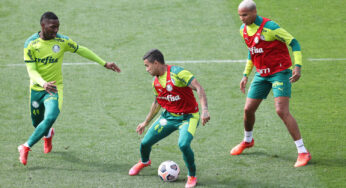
xmin=158 ymin=160 xmax=180 ymax=182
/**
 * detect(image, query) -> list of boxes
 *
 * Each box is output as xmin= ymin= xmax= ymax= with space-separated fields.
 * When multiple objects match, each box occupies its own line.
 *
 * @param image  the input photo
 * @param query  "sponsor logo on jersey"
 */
xmin=248 ymin=47 xmax=264 ymax=54
xmin=35 ymin=56 xmax=59 ymax=64
xmin=259 ymin=68 xmax=270 ymax=75
xmin=158 ymin=94 xmax=181 ymax=102
xmin=52 ymin=45 xmax=60 ymax=53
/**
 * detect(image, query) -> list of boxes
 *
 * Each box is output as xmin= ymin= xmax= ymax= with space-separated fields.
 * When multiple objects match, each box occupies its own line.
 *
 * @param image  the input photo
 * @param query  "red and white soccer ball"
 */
xmin=158 ymin=160 xmax=180 ymax=182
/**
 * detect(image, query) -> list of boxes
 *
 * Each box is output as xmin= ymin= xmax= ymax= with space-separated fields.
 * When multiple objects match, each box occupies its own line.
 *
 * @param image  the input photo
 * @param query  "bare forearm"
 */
xmin=197 ymin=87 xmax=208 ymax=110
xmin=144 ymin=100 xmax=161 ymax=124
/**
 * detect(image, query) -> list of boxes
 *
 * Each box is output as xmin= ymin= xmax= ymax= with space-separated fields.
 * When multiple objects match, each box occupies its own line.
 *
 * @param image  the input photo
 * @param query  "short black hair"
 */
xmin=143 ymin=49 xmax=165 ymax=64
xmin=40 ymin=12 xmax=58 ymax=23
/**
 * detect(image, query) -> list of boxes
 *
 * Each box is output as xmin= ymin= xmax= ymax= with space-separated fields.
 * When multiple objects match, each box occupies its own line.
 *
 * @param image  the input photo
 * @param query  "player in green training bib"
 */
xmin=18 ymin=12 xmax=121 ymax=165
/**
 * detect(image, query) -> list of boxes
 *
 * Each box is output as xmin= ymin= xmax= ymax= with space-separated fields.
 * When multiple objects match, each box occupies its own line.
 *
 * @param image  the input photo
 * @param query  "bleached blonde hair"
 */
xmin=238 ymin=0 xmax=257 ymax=10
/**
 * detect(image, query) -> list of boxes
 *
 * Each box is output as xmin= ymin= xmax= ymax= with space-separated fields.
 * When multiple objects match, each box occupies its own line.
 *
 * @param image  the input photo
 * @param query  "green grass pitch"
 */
xmin=0 ymin=0 xmax=345 ymax=187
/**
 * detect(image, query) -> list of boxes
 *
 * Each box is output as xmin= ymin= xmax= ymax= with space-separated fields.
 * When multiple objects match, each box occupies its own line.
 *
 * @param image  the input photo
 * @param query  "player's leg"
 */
xmin=19 ymin=91 xmax=60 ymax=165
xmin=178 ymin=112 xmax=199 ymax=188
xmin=271 ymin=70 xmax=311 ymax=167
xmin=26 ymin=92 xmax=60 ymax=148
xmin=274 ymin=97 xmax=301 ymax=140
xmin=18 ymin=90 xmax=46 ymax=165
xmin=43 ymin=87 xmax=63 ymax=153
xmin=231 ymin=73 xmax=270 ymax=155
xmin=274 ymin=97 xmax=311 ymax=167
xmin=140 ymin=116 xmax=177 ymax=162
xmin=244 ymin=98 xmax=262 ymax=132
xmin=129 ymin=112 xmax=177 ymax=175
xmin=178 ymin=113 xmax=199 ymax=176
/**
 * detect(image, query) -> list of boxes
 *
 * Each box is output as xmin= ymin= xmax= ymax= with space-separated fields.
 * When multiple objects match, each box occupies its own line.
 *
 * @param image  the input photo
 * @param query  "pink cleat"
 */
xmin=129 ymin=160 xmax=151 ymax=176
xmin=43 ymin=128 xmax=54 ymax=153
xmin=18 ymin=144 xmax=31 ymax=165
xmin=294 ymin=152 xmax=311 ymax=167
xmin=185 ymin=176 xmax=197 ymax=188
xmin=230 ymin=139 xmax=254 ymax=155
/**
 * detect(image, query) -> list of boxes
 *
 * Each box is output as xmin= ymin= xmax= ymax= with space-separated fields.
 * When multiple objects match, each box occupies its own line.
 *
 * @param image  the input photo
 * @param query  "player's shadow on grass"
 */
xmin=131 ymin=166 xmax=187 ymax=183
xmin=199 ymin=178 xmax=283 ymax=188
xmin=239 ymin=151 xmax=268 ymax=156
xmin=237 ymin=151 xmax=313 ymax=165
xmin=45 ymin=151 xmax=131 ymax=173
xmin=310 ymin=157 xmax=345 ymax=168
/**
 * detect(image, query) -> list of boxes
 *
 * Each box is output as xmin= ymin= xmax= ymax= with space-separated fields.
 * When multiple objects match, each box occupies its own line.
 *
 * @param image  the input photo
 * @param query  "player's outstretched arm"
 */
xmin=76 ymin=46 xmax=121 ymax=73
xmin=189 ymin=79 xmax=210 ymax=126
xmin=136 ymin=99 xmax=161 ymax=135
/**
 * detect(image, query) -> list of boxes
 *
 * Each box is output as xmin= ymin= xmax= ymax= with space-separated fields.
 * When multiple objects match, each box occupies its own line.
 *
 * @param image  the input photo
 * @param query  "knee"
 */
xmin=244 ymin=106 xmax=256 ymax=116
xmin=178 ymin=141 xmax=190 ymax=152
xmin=276 ymin=108 xmax=289 ymax=119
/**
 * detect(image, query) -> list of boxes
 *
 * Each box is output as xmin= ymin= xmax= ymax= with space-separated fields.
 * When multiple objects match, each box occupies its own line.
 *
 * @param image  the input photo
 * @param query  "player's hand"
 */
xmin=104 ymin=62 xmax=121 ymax=73
xmin=136 ymin=122 xmax=148 ymax=135
xmin=201 ymin=109 xmax=210 ymax=126
xmin=43 ymin=81 xmax=57 ymax=95
xmin=240 ymin=76 xmax=248 ymax=94
xmin=290 ymin=66 xmax=301 ymax=83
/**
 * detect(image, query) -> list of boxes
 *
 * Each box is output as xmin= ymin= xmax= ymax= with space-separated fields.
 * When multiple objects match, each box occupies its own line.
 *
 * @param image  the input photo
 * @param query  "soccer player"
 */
xmin=128 ymin=49 xmax=210 ymax=188
xmin=230 ymin=0 xmax=311 ymax=167
xmin=18 ymin=12 xmax=121 ymax=165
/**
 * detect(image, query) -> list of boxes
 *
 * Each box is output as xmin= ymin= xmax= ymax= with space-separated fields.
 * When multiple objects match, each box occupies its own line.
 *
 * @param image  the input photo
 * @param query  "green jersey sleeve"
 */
xmin=24 ymin=37 xmax=46 ymax=87
xmin=57 ymin=34 xmax=79 ymax=53
xmin=76 ymin=46 xmax=106 ymax=66
xmin=171 ymin=66 xmax=195 ymax=87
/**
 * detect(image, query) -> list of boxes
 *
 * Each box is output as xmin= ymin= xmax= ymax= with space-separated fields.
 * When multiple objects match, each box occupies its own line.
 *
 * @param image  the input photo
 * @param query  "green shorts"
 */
xmin=247 ymin=69 xmax=292 ymax=99
xmin=149 ymin=110 xmax=200 ymax=137
xmin=30 ymin=89 xmax=60 ymax=127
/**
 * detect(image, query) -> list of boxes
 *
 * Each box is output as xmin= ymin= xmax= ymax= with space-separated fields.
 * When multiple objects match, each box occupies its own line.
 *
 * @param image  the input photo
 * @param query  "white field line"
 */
xmin=307 ymin=58 xmax=346 ymax=61
xmin=2 ymin=58 xmax=345 ymax=67
xmin=167 ymin=59 xmax=246 ymax=63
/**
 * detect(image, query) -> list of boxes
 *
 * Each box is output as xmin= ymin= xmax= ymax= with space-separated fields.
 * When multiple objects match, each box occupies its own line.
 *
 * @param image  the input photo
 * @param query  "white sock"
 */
xmin=243 ymin=130 xmax=253 ymax=143
xmin=24 ymin=142 xmax=30 ymax=148
xmin=45 ymin=128 xmax=53 ymax=138
xmin=295 ymin=139 xmax=307 ymax=153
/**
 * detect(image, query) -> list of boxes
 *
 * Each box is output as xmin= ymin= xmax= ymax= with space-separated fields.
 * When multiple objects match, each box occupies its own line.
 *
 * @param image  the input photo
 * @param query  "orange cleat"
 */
xmin=294 ymin=152 xmax=311 ymax=167
xmin=128 ymin=160 xmax=151 ymax=176
xmin=43 ymin=128 xmax=55 ymax=153
xmin=185 ymin=176 xmax=197 ymax=188
xmin=18 ymin=144 xmax=31 ymax=165
xmin=230 ymin=139 xmax=254 ymax=155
